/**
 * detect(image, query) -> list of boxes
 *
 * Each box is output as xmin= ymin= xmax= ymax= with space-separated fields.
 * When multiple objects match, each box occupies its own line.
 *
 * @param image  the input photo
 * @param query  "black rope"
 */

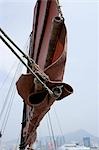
xmin=0 ymin=28 xmax=29 ymax=61
xmin=0 ymin=34 xmax=53 ymax=96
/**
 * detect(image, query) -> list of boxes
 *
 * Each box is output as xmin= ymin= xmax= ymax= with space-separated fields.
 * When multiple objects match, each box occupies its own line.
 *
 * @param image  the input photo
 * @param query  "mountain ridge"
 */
xmin=63 ymin=129 xmax=99 ymax=144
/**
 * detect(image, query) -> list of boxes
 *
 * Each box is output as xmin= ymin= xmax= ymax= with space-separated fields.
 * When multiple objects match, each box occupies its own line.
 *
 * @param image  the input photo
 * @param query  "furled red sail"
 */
xmin=16 ymin=0 xmax=73 ymax=148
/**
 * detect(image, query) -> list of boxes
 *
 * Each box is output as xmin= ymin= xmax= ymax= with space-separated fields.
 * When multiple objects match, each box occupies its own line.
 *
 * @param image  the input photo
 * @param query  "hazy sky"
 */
xmin=0 ymin=0 xmax=98 ymax=143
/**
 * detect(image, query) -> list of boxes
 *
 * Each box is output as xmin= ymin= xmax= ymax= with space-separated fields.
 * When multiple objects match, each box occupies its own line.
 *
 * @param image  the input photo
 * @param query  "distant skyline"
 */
xmin=0 ymin=0 xmax=98 ymax=143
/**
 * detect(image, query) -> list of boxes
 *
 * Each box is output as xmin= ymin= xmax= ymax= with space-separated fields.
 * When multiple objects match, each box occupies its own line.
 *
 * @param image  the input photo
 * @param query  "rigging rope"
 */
xmin=1 ymin=90 xmax=16 ymax=135
xmin=0 ymin=29 xmax=30 ymax=148
xmin=56 ymin=0 xmax=63 ymax=18
xmin=0 ymin=28 xmax=29 ymax=61
xmin=0 ymin=61 xmax=23 ymax=137
xmin=0 ymin=61 xmax=21 ymax=121
xmin=0 ymin=61 xmax=17 ymax=92
xmin=47 ymin=112 xmax=57 ymax=150
xmin=0 ymin=62 xmax=18 ymax=120
xmin=0 ymin=35 xmax=53 ymax=96
xmin=46 ymin=114 xmax=54 ymax=149
xmin=53 ymin=107 xmax=66 ymax=144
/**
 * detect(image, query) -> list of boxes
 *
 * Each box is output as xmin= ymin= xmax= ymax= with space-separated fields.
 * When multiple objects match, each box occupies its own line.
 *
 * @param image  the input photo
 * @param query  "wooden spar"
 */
xmin=18 ymin=0 xmax=73 ymax=149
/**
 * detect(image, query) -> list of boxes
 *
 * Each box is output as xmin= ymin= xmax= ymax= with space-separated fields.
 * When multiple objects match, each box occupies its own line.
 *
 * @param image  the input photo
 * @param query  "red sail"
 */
xmin=16 ymin=0 xmax=73 ymax=148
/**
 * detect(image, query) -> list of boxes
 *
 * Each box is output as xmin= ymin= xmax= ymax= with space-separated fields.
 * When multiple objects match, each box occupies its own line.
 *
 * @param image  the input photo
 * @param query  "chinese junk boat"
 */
xmin=16 ymin=0 xmax=73 ymax=149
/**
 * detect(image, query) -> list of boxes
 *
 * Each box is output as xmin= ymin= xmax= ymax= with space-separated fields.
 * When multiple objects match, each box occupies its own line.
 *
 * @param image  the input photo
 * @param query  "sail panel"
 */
xmin=16 ymin=0 xmax=73 ymax=148
xmin=31 ymin=0 xmax=59 ymax=69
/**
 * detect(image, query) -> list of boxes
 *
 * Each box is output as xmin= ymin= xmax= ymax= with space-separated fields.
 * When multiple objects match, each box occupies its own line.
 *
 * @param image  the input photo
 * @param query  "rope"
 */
xmin=0 ymin=61 xmax=23 ymax=136
xmin=46 ymin=115 xmax=54 ymax=149
xmin=0 ymin=61 xmax=21 ymax=121
xmin=0 ymin=29 xmax=30 ymax=148
xmin=0 ymin=61 xmax=17 ymax=91
xmin=53 ymin=107 xmax=66 ymax=144
xmin=0 ymin=35 xmax=54 ymax=96
xmin=0 ymin=28 xmax=29 ymax=61
xmin=0 ymin=62 xmax=18 ymax=120
xmin=56 ymin=0 xmax=63 ymax=18
xmin=1 ymin=90 xmax=16 ymax=134
xmin=47 ymin=112 xmax=57 ymax=150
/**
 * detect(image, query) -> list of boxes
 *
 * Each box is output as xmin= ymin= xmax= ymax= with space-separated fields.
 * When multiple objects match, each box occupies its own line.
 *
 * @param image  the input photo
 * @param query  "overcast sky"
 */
xmin=0 ymin=0 xmax=98 ymax=143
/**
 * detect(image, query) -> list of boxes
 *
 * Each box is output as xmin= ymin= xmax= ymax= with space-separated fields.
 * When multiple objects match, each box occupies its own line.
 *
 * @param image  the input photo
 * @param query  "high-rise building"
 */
xmin=83 ymin=137 xmax=91 ymax=147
